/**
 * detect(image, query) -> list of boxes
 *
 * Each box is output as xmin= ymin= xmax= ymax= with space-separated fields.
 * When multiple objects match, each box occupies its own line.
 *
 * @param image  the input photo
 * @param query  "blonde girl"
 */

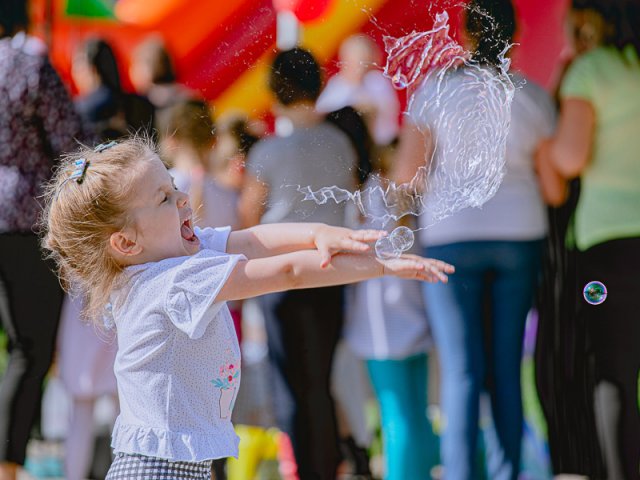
xmin=40 ymin=137 xmax=453 ymax=480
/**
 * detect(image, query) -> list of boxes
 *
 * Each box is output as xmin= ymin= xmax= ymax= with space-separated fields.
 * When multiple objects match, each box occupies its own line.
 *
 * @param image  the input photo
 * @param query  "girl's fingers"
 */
xmin=428 ymin=264 xmax=449 ymax=281
xmin=398 ymin=259 xmax=425 ymax=272
xmin=350 ymin=229 xmax=386 ymax=242
xmin=319 ymin=248 xmax=332 ymax=268
xmin=340 ymin=238 xmax=371 ymax=252
xmin=432 ymin=259 xmax=455 ymax=273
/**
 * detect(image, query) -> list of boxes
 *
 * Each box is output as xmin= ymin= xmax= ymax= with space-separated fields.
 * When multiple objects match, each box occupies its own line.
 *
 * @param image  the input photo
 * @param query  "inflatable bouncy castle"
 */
xmin=31 ymin=0 xmax=567 ymax=117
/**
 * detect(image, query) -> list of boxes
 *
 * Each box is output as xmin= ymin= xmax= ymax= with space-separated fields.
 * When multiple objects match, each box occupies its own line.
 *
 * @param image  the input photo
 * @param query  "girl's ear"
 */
xmin=109 ymin=229 xmax=142 ymax=258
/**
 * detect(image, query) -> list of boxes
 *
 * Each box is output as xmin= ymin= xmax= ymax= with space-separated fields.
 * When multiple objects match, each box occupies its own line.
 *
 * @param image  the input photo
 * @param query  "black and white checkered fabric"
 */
xmin=106 ymin=453 xmax=213 ymax=479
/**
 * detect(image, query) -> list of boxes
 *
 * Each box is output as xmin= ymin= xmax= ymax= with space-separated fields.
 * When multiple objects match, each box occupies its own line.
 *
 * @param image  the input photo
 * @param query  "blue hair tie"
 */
xmin=94 ymin=141 xmax=118 ymax=153
xmin=55 ymin=141 xmax=119 ymax=198
xmin=69 ymin=158 xmax=90 ymax=184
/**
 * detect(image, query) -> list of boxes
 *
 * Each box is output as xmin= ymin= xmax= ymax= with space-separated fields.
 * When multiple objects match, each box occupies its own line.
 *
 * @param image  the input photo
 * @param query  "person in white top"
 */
xmin=392 ymin=1 xmax=554 ymax=478
xmin=39 ymin=137 xmax=453 ymax=479
xmin=316 ymin=34 xmax=400 ymax=146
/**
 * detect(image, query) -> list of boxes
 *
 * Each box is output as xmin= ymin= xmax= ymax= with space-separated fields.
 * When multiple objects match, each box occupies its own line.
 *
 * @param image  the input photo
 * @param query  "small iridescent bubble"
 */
xmin=375 ymin=235 xmax=400 ymax=260
xmin=583 ymin=281 xmax=607 ymax=305
xmin=390 ymin=226 xmax=415 ymax=252
xmin=391 ymin=71 xmax=408 ymax=90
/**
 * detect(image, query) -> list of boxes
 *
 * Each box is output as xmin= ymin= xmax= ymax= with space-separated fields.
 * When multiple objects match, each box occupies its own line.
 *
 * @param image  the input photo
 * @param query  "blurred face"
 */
xmin=340 ymin=38 xmax=375 ymax=81
xmin=71 ymin=54 xmax=98 ymax=95
xmin=569 ymin=8 xmax=606 ymax=55
xmin=129 ymin=60 xmax=153 ymax=94
xmin=122 ymin=155 xmax=200 ymax=264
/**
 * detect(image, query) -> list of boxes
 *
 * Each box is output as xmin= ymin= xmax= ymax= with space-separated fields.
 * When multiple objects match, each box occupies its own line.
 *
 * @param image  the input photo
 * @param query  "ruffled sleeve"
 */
xmin=195 ymin=226 xmax=231 ymax=252
xmin=165 ymin=249 xmax=245 ymax=339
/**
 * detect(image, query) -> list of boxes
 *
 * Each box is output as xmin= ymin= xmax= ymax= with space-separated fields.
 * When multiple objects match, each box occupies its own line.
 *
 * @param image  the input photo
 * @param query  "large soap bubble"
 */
xmin=299 ymin=9 xmax=516 ymax=259
xmin=387 ymin=11 xmax=515 ymax=227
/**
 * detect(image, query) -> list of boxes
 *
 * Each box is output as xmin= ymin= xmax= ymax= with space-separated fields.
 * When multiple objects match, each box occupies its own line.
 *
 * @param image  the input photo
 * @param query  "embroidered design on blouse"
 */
xmin=212 ymin=363 xmax=239 ymax=419
xmin=211 ymin=363 xmax=239 ymax=390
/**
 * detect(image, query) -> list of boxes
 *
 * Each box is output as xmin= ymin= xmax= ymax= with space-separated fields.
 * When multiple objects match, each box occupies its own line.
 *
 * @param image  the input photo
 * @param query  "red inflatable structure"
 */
xmin=31 ymin=0 xmax=568 ymax=117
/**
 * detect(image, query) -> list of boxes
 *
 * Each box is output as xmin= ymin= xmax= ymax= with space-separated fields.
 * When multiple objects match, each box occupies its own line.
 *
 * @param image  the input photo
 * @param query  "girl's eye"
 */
xmin=161 ymin=195 xmax=168 ymax=203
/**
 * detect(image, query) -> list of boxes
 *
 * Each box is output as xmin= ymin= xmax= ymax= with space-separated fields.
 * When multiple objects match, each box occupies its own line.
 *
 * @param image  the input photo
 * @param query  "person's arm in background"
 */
xmin=535 ymin=139 xmax=569 ymax=206
xmin=546 ymin=98 xmax=595 ymax=178
xmin=390 ymin=121 xmax=433 ymax=186
xmin=535 ymin=98 xmax=595 ymax=204
xmin=36 ymin=59 xmax=94 ymax=156
xmin=532 ymin=84 xmax=569 ymax=207
xmin=238 ymin=172 xmax=268 ymax=228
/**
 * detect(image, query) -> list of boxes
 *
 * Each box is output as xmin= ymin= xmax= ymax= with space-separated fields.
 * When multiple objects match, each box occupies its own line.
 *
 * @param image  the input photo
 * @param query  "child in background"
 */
xmin=71 ymin=38 xmax=154 ymax=140
xmin=161 ymin=100 xmax=249 ymax=231
xmin=212 ymin=114 xmax=260 ymax=196
xmin=57 ymin=295 xmax=118 ymax=480
xmin=343 ymin=152 xmax=440 ymax=480
xmin=39 ymin=137 xmax=453 ymax=480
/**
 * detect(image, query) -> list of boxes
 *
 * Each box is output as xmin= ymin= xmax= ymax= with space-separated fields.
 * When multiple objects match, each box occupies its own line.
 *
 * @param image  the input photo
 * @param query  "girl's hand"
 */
xmin=315 ymin=225 xmax=386 ymax=268
xmin=382 ymin=254 xmax=455 ymax=283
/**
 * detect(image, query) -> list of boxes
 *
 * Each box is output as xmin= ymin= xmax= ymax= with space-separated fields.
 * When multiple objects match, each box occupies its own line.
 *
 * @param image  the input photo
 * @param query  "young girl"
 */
xmin=40 ymin=137 xmax=453 ymax=479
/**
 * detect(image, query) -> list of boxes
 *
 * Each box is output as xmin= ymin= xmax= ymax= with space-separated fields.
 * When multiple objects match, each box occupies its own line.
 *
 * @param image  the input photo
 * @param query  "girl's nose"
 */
xmin=177 ymin=191 xmax=189 ymax=208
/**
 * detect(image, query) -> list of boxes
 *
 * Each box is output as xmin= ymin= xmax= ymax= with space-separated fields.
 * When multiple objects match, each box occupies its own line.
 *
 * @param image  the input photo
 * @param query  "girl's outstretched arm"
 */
xmin=227 ymin=223 xmax=385 ymax=267
xmin=215 ymin=249 xmax=454 ymax=303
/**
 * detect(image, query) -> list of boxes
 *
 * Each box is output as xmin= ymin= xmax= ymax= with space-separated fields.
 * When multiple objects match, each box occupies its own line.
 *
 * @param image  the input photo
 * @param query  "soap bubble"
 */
xmin=389 ymin=226 xmax=414 ymax=252
xmin=391 ymin=71 xmax=409 ymax=90
xmin=374 ymin=226 xmax=415 ymax=261
xmin=388 ymin=10 xmax=514 ymax=227
xmin=375 ymin=235 xmax=400 ymax=260
xmin=298 ymin=9 xmax=514 ymax=230
xmin=583 ymin=281 xmax=607 ymax=305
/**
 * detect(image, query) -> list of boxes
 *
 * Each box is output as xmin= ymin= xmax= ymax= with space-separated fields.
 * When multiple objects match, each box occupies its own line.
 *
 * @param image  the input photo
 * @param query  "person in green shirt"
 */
xmin=536 ymin=0 xmax=640 ymax=478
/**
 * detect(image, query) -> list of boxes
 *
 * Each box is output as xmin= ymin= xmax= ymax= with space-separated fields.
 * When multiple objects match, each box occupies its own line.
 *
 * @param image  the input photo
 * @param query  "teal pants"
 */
xmin=366 ymin=353 xmax=439 ymax=480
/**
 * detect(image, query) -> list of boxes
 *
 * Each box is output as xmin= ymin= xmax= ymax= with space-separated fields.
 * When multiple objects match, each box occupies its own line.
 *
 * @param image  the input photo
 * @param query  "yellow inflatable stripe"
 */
xmin=214 ymin=0 xmax=388 ymax=117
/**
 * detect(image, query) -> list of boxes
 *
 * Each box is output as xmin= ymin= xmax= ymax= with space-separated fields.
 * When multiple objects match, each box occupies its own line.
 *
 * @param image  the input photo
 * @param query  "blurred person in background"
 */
xmin=532 ymin=0 xmax=610 ymax=476
xmin=393 ymin=0 xmax=554 ymax=478
xmin=343 ymin=149 xmax=439 ymax=480
xmin=160 ymin=99 xmax=216 ymax=205
xmin=72 ymin=37 xmax=154 ymax=140
xmin=56 ymin=295 xmax=117 ymax=480
xmin=317 ymin=34 xmax=400 ymax=187
xmin=0 ymin=1 xmax=89 ymax=479
xmin=239 ymin=47 xmax=358 ymax=480
xmin=536 ymin=0 xmax=640 ymax=477
xmin=212 ymin=114 xmax=259 ymax=204
xmin=130 ymin=35 xmax=196 ymax=130
xmin=317 ymin=34 xmax=400 ymax=148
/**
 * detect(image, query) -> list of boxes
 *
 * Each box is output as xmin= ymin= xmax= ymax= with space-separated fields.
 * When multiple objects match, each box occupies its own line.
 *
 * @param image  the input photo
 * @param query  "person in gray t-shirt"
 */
xmin=243 ymin=122 xmax=356 ymax=225
xmin=240 ymin=57 xmax=356 ymax=226
xmin=238 ymin=48 xmax=357 ymax=480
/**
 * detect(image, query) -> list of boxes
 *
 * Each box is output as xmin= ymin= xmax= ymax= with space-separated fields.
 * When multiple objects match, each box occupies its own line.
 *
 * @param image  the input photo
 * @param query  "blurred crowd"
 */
xmin=1 ymin=0 xmax=640 ymax=479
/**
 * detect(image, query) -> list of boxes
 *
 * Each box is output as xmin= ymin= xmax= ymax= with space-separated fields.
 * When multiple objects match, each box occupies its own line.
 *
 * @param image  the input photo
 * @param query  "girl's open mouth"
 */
xmin=180 ymin=218 xmax=198 ymax=242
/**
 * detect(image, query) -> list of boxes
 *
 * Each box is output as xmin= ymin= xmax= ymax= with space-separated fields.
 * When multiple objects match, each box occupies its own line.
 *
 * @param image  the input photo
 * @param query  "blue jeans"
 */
xmin=366 ymin=353 xmax=439 ymax=480
xmin=422 ymin=240 xmax=542 ymax=480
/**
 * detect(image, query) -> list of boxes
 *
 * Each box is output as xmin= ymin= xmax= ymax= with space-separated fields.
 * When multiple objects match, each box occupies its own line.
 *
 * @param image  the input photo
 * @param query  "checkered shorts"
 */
xmin=105 ymin=453 xmax=212 ymax=479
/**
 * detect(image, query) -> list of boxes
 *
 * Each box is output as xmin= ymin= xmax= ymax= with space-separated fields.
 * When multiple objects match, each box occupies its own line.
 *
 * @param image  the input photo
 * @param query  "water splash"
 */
xmin=300 ymin=8 xmax=516 ymax=258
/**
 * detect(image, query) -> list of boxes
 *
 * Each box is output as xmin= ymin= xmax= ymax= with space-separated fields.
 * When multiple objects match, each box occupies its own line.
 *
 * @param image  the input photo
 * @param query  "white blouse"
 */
xmin=109 ymin=226 xmax=245 ymax=461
